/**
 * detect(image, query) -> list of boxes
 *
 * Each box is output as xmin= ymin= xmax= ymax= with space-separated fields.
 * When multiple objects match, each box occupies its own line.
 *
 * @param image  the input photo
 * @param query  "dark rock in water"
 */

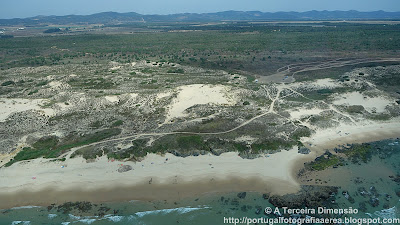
xmin=396 ymin=100 xmax=400 ymax=104
xmin=348 ymin=196 xmax=356 ymax=204
xmin=269 ymin=185 xmax=338 ymax=208
xmin=369 ymin=186 xmax=379 ymax=197
xmin=354 ymin=177 xmax=363 ymax=184
xmin=262 ymin=193 xmax=270 ymax=199
xmin=47 ymin=204 xmax=55 ymax=211
xmin=390 ymin=175 xmax=400 ymax=183
xmin=231 ymin=199 xmax=240 ymax=206
xmin=237 ymin=192 xmax=247 ymax=199
xmin=358 ymin=187 xmax=370 ymax=197
xmin=342 ymin=191 xmax=350 ymax=199
xmin=255 ymin=206 xmax=262 ymax=215
xmin=359 ymin=202 xmax=367 ymax=212
xmin=118 ymin=165 xmax=133 ymax=173
xmin=369 ymin=197 xmax=380 ymax=207
xmin=385 ymin=194 xmax=392 ymax=201
xmin=396 ymin=190 xmax=400 ymax=197
xmin=241 ymin=205 xmax=248 ymax=212
xmin=57 ymin=201 xmax=93 ymax=214
xmin=99 ymin=206 xmax=111 ymax=213
xmin=298 ymin=147 xmax=311 ymax=154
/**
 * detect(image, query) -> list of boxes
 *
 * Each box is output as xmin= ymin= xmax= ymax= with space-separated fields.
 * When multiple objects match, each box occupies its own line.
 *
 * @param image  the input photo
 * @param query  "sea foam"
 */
xmin=11 ymin=221 xmax=31 ymax=225
xmin=133 ymin=206 xmax=210 ymax=218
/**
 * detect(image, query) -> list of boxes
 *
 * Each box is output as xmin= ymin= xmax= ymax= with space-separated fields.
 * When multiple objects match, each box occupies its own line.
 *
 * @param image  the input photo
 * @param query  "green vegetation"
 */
xmin=1 ymin=80 xmax=15 ymax=86
xmin=68 ymin=77 xmax=116 ymax=89
xmin=6 ymin=128 xmax=121 ymax=166
xmin=1 ymin=23 xmax=398 ymax=76
xmin=167 ymin=68 xmax=184 ymax=73
xmin=71 ymin=146 xmax=105 ymax=160
xmin=177 ymin=135 xmax=206 ymax=150
xmin=346 ymin=105 xmax=365 ymax=114
xmin=308 ymin=152 xmax=343 ymax=171
xmin=340 ymin=143 xmax=372 ymax=163
xmin=5 ymin=136 xmax=59 ymax=167
xmin=251 ymin=139 xmax=294 ymax=153
xmin=111 ymin=120 xmax=124 ymax=127
xmin=44 ymin=28 xmax=62 ymax=34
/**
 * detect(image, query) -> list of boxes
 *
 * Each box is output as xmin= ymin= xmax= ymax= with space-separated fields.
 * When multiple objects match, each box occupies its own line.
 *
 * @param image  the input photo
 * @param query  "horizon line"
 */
xmin=1 ymin=9 xmax=400 ymax=20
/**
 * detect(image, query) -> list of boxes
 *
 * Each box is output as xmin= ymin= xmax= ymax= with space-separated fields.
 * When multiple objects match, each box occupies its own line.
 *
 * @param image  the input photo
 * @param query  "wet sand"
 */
xmin=0 ymin=176 xmax=297 ymax=209
xmin=1 ymin=120 xmax=399 ymax=210
xmin=0 ymin=150 xmax=304 ymax=209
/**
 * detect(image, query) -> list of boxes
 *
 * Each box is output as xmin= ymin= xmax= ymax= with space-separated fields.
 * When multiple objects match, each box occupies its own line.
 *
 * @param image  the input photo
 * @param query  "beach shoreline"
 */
xmin=0 ymin=149 xmax=304 ymax=209
xmin=0 ymin=120 xmax=399 ymax=210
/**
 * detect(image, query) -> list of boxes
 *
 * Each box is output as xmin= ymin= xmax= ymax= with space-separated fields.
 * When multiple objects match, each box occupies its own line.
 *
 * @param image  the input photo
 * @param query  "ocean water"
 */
xmin=1 ymin=139 xmax=399 ymax=225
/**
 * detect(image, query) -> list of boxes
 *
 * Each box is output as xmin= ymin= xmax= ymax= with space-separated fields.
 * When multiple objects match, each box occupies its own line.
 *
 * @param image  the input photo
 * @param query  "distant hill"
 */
xmin=1 ymin=10 xmax=400 ymax=26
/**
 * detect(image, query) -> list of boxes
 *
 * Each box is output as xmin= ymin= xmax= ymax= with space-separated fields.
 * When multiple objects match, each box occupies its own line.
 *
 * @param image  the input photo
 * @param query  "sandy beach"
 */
xmin=0 ymin=149 xmax=305 ymax=209
xmin=302 ymin=120 xmax=400 ymax=153
xmin=0 ymin=117 xmax=399 ymax=209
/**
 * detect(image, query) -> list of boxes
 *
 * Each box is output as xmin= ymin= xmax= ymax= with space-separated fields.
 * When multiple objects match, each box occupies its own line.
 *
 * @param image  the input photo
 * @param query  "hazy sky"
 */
xmin=1 ymin=0 xmax=399 ymax=19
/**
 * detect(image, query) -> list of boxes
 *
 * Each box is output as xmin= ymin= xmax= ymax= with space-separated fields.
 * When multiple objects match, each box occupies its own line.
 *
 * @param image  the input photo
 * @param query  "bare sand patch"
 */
xmin=287 ymin=78 xmax=343 ymax=90
xmin=333 ymin=92 xmax=393 ymax=113
xmin=104 ymin=95 xmax=120 ymax=103
xmin=234 ymin=135 xmax=258 ymax=144
xmin=313 ymin=78 xmax=342 ymax=88
xmin=156 ymin=91 xmax=172 ymax=100
xmin=289 ymin=108 xmax=325 ymax=120
xmin=48 ymin=81 xmax=62 ymax=88
xmin=0 ymin=98 xmax=55 ymax=122
xmin=164 ymin=84 xmax=236 ymax=123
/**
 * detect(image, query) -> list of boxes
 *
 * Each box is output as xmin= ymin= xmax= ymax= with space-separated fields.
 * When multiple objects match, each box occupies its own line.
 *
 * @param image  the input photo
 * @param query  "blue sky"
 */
xmin=1 ymin=0 xmax=399 ymax=19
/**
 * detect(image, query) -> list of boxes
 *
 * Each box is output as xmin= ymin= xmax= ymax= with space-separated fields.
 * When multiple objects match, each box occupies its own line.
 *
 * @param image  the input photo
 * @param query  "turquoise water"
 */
xmin=0 ymin=192 xmax=277 ymax=225
xmin=1 ymin=139 xmax=399 ymax=225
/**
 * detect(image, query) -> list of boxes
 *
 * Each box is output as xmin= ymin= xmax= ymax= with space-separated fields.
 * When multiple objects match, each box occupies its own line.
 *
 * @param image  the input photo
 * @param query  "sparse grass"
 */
xmin=340 ymin=143 xmax=372 ymax=163
xmin=5 ymin=129 xmax=121 ymax=166
xmin=177 ymin=135 xmax=206 ymax=150
xmin=307 ymin=152 xmax=343 ymax=171
xmin=251 ymin=139 xmax=295 ymax=153
xmin=111 ymin=120 xmax=124 ymax=127
xmin=167 ymin=68 xmax=184 ymax=73
xmin=346 ymin=105 xmax=365 ymax=114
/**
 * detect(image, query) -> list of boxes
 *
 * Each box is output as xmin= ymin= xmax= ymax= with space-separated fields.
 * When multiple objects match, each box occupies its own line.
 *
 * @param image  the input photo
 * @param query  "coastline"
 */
xmin=0 ymin=149 xmax=304 ymax=209
xmin=302 ymin=120 xmax=400 ymax=154
xmin=0 ymin=120 xmax=399 ymax=210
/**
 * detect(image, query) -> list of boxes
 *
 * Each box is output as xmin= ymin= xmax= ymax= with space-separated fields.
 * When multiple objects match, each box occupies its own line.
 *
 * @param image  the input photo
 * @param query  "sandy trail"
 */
xmin=261 ymin=58 xmax=400 ymax=83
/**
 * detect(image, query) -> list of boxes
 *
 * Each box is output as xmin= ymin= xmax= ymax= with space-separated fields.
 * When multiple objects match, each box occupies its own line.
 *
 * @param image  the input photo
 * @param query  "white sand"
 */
xmin=0 ymin=98 xmax=55 ymax=122
xmin=110 ymin=66 xmax=121 ymax=70
xmin=164 ymin=84 xmax=235 ymax=123
xmin=0 ymin=148 xmax=305 ymax=208
xmin=234 ymin=135 xmax=258 ymax=144
xmin=289 ymin=107 xmax=325 ymax=120
xmin=333 ymin=92 xmax=393 ymax=113
xmin=104 ymin=96 xmax=120 ymax=103
xmin=302 ymin=120 xmax=400 ymax=152
xmin=314 ymin=78 xmax=342 ymax=88
xmin=287 ymin=78 xmax=343 ymax=90
xmin=156 ymin=91 xmax=172 ymax=100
